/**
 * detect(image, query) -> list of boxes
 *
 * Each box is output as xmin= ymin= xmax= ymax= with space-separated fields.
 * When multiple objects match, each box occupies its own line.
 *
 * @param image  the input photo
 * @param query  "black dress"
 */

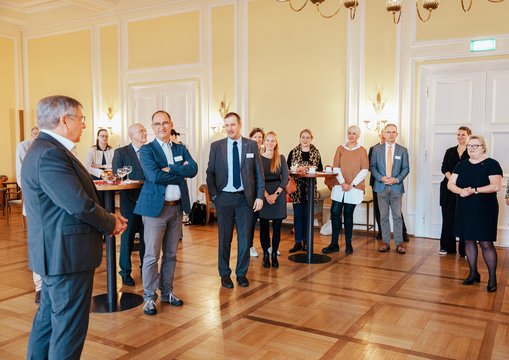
xmin=454 ymin=158 xmax=503 ymax=242
xmin=439 ymin=146 xmax=469 ymax=253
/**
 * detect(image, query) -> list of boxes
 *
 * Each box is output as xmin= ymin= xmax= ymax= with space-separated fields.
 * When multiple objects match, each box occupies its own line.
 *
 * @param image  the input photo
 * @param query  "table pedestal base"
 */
xmin=288 ymin=253 xmax=331 ymax=264
xmin=91 ymin=292 xmax=144 ymax=313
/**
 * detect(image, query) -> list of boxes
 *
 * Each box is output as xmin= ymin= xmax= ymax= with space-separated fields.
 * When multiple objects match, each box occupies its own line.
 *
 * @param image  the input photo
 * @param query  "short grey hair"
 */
xmin=36 ymin=95 xmax=82 ymax=130
xmin=347 ymin=125 xmax=361 ymax=137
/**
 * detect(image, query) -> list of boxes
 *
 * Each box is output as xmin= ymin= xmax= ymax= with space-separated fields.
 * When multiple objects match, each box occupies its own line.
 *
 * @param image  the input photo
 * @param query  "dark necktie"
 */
xmin=233 ymin=141 xmax=241 ymax=189
xmin=101 ymin=151 xmax=106 ymax=166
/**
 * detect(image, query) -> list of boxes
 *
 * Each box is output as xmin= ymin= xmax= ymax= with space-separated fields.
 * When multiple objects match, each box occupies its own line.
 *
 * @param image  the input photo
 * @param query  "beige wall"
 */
xmin=416 ymin=1 xmax=509 ymax=42
xmin=27 ymin=30 xmax=93 ymax=159
xmin=0 ymin=36 xmax=17 ymax=179
xmin=248 ymin=0 xmax=347 ymax=165
xmin=211 ymin=5 xmax=235 ymax=130
xmin=127 ymin=11 xmax=200 ymax=69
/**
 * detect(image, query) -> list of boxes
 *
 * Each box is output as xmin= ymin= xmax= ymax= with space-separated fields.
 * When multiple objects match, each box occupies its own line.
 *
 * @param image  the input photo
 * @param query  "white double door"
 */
xmin=416 ymin=60 xmax=509 ymax=246
xmin=130 ymin=81 xmax=199 ymax=205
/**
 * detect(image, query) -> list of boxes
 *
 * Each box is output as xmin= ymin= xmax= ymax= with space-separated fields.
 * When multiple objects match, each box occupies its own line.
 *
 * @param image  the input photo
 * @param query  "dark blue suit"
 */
xmin=22 ymin=132 xmax=115 ymax=359
xmin=135 ymin=140 xmax=197 ymax=216
xmin=112 ymin=144 xmax=145 ymax=279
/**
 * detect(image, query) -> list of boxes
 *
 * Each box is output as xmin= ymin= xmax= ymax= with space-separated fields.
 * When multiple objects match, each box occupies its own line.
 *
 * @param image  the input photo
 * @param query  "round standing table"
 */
xmin=288 ymin=171 xmax=337 ymax=264
xmin=91 ymin=181 xmax=144 ymax=313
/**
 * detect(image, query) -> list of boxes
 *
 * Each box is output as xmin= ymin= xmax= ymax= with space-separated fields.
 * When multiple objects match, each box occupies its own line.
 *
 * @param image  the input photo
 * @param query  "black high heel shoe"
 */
xmin=462 ymin=272 xmax=481 ymax=285
xmin=487 ymin=279 xmax=497 ymax=292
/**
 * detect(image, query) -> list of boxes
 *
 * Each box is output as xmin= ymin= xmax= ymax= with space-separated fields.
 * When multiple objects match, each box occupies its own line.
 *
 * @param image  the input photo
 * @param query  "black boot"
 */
xmin=263 ymin=252 xmax=270 ymax=268
xmin=271 ymin=253 xmax=279 ymax=268
xmin=301 ymin=241 xmax=308 ymax=252
xmin=345 ymin=241 xmax=353 ymax=254
xmin=322 ymin=243 xmax=339 ymax=254
xmin=289 ymin=242 xmax=303 ymax=253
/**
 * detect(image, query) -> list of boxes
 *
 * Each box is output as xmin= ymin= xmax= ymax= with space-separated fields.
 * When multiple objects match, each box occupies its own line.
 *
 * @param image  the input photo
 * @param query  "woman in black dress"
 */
xmin=448 ymin=135 xmax=503 ymax=292
xmin=259 ymin=131 xmax=289 ymax=267
xmin=439 ymin=126 xmax=471 ymax=256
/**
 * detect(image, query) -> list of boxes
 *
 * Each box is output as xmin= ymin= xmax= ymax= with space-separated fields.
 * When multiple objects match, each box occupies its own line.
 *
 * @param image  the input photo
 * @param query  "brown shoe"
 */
xmin=396 ymin=244 xmax=406 ymax=254
xmin=379 ymin=243 xmax=390 ymax=252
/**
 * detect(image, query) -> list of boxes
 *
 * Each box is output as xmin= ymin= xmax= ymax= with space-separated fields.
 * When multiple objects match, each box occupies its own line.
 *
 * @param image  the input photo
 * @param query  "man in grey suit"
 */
xmin=370 ymin=123 xmax=410 ymax=254
xmin=206 ymin=112 xmax=264 ymax=289
xmin=112 ymin=123 xmax=147 ymax=286
xmin=22 ymin=95 xmax=127 ymax=359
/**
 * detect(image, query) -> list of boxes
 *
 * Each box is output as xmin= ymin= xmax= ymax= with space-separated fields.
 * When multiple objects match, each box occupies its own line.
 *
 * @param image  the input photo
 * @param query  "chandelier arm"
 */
xmin=349 ymin=6 xmax=357 ymax=20
xmin=316 ymin=0 xmax=344 ymax=19
xmin=288 ymin=0 xmax=309 ymax=12
xmin=392 ymin=10 xmax=402 ymax=24
xmin=415 ymin=0 xmax=433 ymax=22
xmin=461 ymin=0 xmax=473 ymax=12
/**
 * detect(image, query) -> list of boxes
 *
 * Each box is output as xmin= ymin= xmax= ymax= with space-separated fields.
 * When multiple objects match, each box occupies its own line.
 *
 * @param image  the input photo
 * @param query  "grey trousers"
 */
xmin=377 ymin=186 xmax=404 ymax=245
xmin=27 ymin=270 xmax=95 ymax=360
xmin=142 ymin=203 xmax=183 ymax=302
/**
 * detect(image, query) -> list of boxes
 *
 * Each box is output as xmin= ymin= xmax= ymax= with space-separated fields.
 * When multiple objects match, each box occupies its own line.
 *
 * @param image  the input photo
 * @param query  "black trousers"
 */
xmin=216 ymin=192 xmax=253 ymax=277
xmin=259 ymin=218 xmax=283 ymax=253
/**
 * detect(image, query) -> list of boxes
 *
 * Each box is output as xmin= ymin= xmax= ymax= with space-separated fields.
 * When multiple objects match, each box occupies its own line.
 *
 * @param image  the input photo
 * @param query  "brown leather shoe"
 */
xmin=396 ymin=244 xmax=406 ymax=254
xmin=379 ymin=243 xmax=390 ymax=252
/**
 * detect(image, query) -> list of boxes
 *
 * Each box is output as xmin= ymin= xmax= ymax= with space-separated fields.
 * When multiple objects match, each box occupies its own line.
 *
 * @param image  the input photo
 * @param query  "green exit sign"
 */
xmin=470 ymin=39 xmax=496 ymax=52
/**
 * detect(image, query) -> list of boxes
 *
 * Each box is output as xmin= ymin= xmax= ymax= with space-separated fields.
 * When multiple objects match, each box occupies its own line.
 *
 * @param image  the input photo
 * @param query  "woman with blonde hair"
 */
xmin=259 ymin=131 xmax=289 ymax=267
xmin=448 ymin=135 xmax=503 ymax=292
xmin=323 ymin=125 xmax=369 ymax=254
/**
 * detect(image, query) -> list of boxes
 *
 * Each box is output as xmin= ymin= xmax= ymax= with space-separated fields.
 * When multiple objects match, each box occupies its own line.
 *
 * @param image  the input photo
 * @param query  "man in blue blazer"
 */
xmin=206 ymin=112 xmax=264 ymax=289
xmin=134 ymin=110 xmax=197 ymax=315
xmin=112 ymin=123 xmax=147 ymax=286
xmin=22 ymin=95 xmax=126 ymax=359
xmin=370 ymin=123 xmax=410 ymax=254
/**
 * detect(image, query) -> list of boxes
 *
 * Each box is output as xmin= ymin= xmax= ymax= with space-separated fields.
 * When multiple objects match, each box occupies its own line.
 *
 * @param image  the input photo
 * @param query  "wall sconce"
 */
xmin=211 ymin=100 xmax=229 ymax=134
xmin=363 ymin=90 xmax=388 ymax=132
xmin=106 ymin=106 xmax=114 ymax=120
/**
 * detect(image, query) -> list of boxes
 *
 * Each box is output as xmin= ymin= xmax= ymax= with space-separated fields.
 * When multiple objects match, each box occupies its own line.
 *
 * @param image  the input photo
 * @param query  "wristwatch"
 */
xmin=276 ymin=190 xmax=281 ymax=196
xmin=474 ymin=188 xmax=478 ymax=194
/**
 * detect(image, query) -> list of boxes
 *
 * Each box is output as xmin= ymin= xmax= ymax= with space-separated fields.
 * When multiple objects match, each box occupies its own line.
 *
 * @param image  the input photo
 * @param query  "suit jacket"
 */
xmin=134 ymin=139 xmax=197 ymax=216
xmin=21 ymin=132 xmax=116 ymax=276
xmin=370 ymin=142 xmax=410 ymax=193
xmin=206 ymin=137 xmax=264 ymax=207
xmin=368 ymin=143 xmax=382 ymax=187
xmin=112 ymin=144 xmax=145 ymax=210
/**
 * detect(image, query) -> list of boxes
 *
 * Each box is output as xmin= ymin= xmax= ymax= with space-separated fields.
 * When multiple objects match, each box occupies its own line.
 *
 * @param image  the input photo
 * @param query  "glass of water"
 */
xmin=123 ymin=166 xmax=133 ymax=183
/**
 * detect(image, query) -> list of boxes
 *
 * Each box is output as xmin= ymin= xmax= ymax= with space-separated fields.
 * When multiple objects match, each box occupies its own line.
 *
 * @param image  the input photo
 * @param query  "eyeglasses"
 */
xmin=466 ymin=144 xmax=482 ymax=150
xmin=67 ymin=114 xmax=86 ymax=124
xmin=152 ymin=121 xmax=170 ymax=128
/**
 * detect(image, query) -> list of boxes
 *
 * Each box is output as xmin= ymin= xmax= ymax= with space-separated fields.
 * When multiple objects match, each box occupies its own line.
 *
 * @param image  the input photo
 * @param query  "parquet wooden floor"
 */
xmin=2 ymin=206 xmax=509 ymax=359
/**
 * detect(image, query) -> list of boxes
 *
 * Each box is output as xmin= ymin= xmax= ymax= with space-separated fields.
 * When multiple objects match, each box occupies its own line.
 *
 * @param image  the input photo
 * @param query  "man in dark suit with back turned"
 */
xmin=206 ymin=112 xmax=264 ymax=289
xmin=22 ymin=95 xmax=127 ymax=359
xmin=112 ymin=123 xmax=147 ymax=286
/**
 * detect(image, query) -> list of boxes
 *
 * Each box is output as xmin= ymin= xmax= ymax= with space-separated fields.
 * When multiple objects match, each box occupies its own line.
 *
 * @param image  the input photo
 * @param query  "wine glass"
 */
xmin=117 ymin=168 xmax=126 ymax=184
xmin=123 ymin=166 xmax=133 ymax=183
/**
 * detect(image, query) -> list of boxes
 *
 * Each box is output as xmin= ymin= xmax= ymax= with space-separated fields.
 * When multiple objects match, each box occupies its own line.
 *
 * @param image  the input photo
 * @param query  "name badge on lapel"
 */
xmin=395 ymin=155 xmax=401 ymax=160
xmin=246 ymin=153 xmax=254 ymax=158
xmin=174 ymin=155 xmax=183 ymax=162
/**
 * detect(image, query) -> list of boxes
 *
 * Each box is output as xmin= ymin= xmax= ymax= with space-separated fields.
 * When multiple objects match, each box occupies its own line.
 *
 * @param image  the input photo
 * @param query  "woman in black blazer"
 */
xmin=439 ymin=126 xmax=471 ymax=256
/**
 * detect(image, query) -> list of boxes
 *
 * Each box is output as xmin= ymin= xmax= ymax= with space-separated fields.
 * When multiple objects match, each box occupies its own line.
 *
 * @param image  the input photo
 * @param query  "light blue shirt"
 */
xmin=155 ymin=138 xmax=181 ymax=201
xmin=222 ymin=137 xmax=244 ymax=192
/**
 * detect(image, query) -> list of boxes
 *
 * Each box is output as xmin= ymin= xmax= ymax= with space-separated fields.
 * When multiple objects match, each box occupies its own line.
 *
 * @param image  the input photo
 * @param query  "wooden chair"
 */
xmin=198 ymin=184 xmax=216 ymax=224
xmin=5 ymin=188 xmax=24 ymax=226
